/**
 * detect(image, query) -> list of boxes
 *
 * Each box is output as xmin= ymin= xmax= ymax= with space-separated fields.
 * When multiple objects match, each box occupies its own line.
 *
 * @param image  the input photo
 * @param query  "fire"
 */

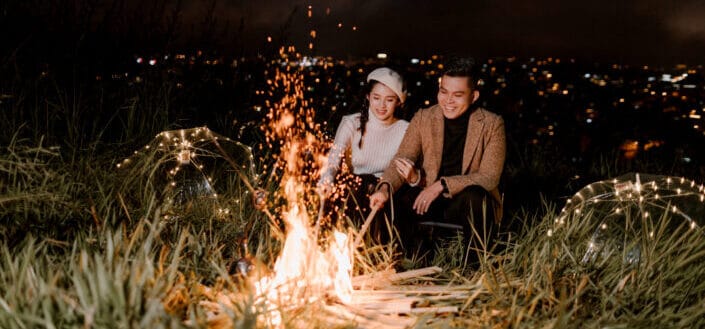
xmin=251 ymin=47 xmax=354 ymax=326
xmin=252 ymin=142 xmax=353 ymax=326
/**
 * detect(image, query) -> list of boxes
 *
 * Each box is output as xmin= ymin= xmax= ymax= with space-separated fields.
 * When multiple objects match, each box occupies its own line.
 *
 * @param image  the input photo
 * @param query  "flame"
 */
xmin=253 ymin=158 xmax=353 ymax=326
xmin=252 ymin=47 xmax=353 ymax=326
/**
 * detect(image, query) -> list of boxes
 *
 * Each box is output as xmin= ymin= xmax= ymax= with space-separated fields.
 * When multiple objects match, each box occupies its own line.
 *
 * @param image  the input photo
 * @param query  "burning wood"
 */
xmin=168 ymin=266 xmax=491 ymax=328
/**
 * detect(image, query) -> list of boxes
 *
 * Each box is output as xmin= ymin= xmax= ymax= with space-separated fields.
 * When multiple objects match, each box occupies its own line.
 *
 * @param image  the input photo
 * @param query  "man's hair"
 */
xmin=441 ymin=56 xmax=479 ymax=88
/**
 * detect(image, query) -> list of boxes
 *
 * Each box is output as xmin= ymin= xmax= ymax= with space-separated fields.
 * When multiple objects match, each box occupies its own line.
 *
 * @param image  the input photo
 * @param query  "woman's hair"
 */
xmin=357 ymin=80 xmax=405 ymax=148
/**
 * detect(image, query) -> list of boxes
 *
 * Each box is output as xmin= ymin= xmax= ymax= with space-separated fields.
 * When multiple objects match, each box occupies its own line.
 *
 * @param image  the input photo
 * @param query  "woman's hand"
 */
xmin=369 ymin=187 xmax=390 ymax=210
xmin=394 ymin=158 xmax=419 ymax=184
xmin=317 ymin=181 xmax=333 ymax=199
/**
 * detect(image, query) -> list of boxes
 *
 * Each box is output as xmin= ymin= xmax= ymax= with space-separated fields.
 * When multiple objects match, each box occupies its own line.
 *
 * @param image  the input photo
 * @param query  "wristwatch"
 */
xmin=440 ymin=178 xmax=449 ymax=194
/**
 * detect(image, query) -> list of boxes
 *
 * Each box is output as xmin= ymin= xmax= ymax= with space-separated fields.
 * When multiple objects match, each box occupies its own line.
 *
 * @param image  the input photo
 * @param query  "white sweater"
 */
xmin=319 ymin=109 xmax=409 ymax=186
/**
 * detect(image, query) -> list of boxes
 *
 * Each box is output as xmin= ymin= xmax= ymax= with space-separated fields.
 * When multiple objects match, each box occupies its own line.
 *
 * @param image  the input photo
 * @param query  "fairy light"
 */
xmin=117 ymin=125 xmax=258 ymax=217
xmin=563 ymin=174 xmax=705 ymax=267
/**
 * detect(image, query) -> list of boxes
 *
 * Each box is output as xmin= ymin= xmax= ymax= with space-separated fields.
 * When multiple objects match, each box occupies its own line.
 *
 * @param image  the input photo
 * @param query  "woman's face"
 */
xmin=367 ymin=82 xmax=401 ymax=124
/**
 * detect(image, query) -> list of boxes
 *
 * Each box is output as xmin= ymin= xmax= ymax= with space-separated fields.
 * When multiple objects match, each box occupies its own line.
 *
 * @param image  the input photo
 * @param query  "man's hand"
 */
xmin=413 ymin=181 xmax=444 ymax=215
xmin=369 ymin=186 xmax=390 ymax=210
xmin=393 ymin=158 xmax=419 ymax=184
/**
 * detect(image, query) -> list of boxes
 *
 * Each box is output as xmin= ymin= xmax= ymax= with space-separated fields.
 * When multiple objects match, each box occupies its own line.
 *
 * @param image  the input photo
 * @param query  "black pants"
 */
xmin=393 ymin=185 xmax=497 ymax=264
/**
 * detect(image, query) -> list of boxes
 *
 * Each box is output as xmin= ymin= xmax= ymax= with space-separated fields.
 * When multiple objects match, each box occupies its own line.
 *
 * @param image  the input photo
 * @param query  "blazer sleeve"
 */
xmin=378 ymin=110 xmax=424 ymax=193
xmin=442 ymin=115 xmax=505 ymax=197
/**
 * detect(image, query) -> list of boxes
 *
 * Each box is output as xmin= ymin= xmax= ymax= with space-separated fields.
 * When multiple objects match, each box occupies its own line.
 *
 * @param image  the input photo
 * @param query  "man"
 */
xmin=369 ymin=57 xmax=506 ymax=261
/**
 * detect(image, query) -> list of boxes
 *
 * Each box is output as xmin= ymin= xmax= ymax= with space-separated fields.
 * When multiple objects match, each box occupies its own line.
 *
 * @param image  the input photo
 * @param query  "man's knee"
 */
xmin=467 ymin=184 xmax=488 ymax=197
xmin=456 ymin=185 xmax=491 ymax=209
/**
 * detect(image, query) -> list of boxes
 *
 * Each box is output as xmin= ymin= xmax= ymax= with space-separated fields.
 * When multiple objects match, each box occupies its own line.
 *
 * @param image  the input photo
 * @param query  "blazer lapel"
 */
xmin=462 ymin=109 xmax=484 ymax=172
xmin=429 ymin=106 xmax=445 ymax=177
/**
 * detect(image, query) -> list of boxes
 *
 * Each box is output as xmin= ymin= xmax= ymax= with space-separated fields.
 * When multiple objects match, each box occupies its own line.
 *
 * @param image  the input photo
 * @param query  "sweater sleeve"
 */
xmin=319 ymin=115 xmax=356 ymax=186
xmin=378 ymin=110 xmax=424 ymax=193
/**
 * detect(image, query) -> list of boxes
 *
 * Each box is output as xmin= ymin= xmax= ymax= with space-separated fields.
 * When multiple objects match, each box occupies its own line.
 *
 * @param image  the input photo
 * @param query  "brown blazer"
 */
xmin=379 ymin=104 xmax=506 ymax=221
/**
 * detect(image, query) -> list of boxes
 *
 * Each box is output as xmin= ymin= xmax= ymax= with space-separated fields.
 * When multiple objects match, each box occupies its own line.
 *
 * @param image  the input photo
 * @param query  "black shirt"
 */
xmin=439 ymin=108 xmax=472 ymax=177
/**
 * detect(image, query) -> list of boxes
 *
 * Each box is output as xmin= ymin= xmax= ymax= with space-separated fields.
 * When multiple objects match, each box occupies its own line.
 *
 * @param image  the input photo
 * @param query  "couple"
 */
xmin=319 ymin=57 xmax=506 ymax=263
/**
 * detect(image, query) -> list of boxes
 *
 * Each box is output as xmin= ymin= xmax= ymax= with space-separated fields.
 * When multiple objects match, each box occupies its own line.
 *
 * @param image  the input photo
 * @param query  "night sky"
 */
xmin=185 ymin=0 xmax=705 ymax=65
xmin=4 ymin=0 xmax=705 ymax=65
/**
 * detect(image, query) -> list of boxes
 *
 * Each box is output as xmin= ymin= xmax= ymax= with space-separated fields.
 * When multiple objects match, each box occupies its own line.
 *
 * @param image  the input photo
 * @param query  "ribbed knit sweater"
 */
xmin=319 ymin=109 xmax=409 ymax=185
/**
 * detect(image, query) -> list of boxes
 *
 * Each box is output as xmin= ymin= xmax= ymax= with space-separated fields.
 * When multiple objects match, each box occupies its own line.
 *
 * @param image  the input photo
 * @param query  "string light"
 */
xmin=116 ymin=126 xmax=258 ymax=212
xmin=553 ymin=173 xmax=705 ymax=265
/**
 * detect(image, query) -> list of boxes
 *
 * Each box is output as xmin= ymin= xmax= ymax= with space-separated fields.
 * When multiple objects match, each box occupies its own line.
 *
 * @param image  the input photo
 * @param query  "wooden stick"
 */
xmin=352 ymin=266 xmax=443 ymax=289
xmin=327 ymin=303 xmax=416 ymax=328
xmin=352 ymin=269 xmax=396 ymax=284
xmin=410 ymin=306 xmax=459 ymax=314
xmin=354 ymin=301 xmax=414 ymax=314
xmin=354 ymin=285 xmax=476 ymax=293
xmin=385 ymin=266 xmax=442 ymax=282
xmin=354 ymin=207 xmax=379 ymax=246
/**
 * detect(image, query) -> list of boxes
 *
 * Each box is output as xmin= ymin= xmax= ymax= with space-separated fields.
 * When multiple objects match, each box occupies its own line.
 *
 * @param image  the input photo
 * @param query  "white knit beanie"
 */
xmin=366 ymin=67 xmax=406 ymax=103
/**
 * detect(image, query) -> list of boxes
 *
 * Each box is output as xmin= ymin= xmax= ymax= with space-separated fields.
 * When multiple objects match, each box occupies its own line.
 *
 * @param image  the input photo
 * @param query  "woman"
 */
xmin=318 ymin=67 xmax=409 ymax=239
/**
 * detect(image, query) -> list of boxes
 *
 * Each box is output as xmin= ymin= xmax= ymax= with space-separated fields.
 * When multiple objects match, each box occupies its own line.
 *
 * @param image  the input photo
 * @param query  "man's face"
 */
xmin=437 ymin=75 xmax=480 ymax=119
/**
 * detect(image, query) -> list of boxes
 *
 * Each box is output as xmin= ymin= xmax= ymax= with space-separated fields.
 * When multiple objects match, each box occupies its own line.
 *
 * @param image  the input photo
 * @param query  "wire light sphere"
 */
xmin=552 ymin=173 xmax=705 ymax=266
xmin=116 ymin=126 xmax=258 ymax=216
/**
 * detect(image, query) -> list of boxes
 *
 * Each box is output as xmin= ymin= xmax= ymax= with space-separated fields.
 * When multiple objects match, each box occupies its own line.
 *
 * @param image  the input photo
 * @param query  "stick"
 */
xmin=352 ymin=266 xmax=443 ymax=288
xmin=385 ymin=266 xmax=442 ymax=282
xmin=354 ymin=207 xmax=379 ymax=246
xmin=410 ymin=306 xmax=459 ymax=314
